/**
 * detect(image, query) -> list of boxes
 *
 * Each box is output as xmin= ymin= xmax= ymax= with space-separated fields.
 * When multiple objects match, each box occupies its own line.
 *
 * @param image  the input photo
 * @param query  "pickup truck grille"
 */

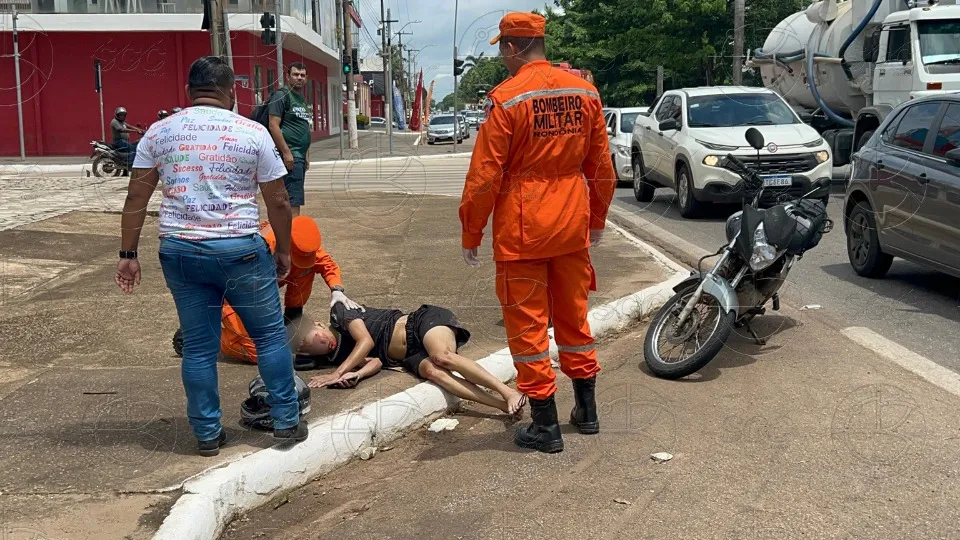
xmin=738 ymin=153 xmax=818 ymax=174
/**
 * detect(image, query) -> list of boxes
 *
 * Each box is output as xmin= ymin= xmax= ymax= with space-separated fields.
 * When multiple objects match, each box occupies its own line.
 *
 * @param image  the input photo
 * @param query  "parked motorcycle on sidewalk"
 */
xmin=643 ymin=128 xmax=833 ymax=379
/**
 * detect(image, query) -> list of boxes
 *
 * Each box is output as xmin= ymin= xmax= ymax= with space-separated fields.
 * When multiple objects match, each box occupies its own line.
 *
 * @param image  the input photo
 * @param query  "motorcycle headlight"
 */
xmin=616 ymin=145 xmax=630 ymax=158
xmin=815 ymin=150 xmax=830 ymax=163
xmin=749 ymin=223 xmax=779 ymax=272
xmin=702 ymin=155 xmax=721 ymax=167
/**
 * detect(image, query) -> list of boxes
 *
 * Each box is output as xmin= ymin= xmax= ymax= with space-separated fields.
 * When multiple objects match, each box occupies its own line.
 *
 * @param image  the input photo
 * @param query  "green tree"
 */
xmin=541 ymin=0 xmax=808 ymax=106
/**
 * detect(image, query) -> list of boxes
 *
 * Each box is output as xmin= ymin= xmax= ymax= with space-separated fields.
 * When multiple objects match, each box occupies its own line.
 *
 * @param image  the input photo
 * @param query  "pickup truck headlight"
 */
xmin=615 ymin=145 xmax=630 ymax=158
xmin=804 ymin=137 xmax=824 ymax=148
xmin=702 ymin=155 xmax=721 ymax=167
xmin=815 ymin=150 xmax=830 ymax=163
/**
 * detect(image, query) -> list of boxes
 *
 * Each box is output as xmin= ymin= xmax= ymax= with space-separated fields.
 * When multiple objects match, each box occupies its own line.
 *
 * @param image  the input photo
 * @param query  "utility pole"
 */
xmin=276 ymin=0 xmax=283 ymax=87
xmin=732 ymin=0 xmax=745 ymax=86
xmin=656 ymin=65 xmax=664 ymax=97
xmin=337 ymin=0 xmax=344 ymax=158
xmin=381 ymin=6 xmax=398 ymax=155
xmin=343 ymin=0 xmax=358 ymax=149
xmin=452 ymin=0 xmax=458 ymax=154
xmin=12 ymin=6 xmax=25 ymax=161
xmin=395 ymin=29 xmax=412 ymax=114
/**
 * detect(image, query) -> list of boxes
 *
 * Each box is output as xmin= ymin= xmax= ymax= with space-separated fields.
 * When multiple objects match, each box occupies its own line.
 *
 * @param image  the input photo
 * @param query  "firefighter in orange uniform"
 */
xmin=459 ymin=12 xmax=616 ymax=454
xmin=219 ymin=216 xmax=362 ymax=364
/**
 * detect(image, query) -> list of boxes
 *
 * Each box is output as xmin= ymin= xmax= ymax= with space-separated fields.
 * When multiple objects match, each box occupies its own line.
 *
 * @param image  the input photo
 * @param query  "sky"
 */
xmin=352 ymin=0 xmax=558 ymax=101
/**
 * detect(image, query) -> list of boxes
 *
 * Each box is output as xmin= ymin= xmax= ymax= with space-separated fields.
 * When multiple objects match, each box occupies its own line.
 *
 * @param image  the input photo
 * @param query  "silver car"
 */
xmin=604 ymin=106 xmax=648 ymax=184
xmin=427 ymin=115 xmax=463 ymax=145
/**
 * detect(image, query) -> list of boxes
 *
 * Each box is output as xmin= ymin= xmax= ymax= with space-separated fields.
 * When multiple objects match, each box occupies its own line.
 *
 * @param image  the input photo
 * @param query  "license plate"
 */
xmin=762 ymin=175 xmax=793 ymax=187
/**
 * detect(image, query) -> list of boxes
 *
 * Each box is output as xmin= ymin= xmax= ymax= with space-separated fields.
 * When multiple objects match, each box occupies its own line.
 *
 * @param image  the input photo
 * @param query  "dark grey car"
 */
xmin=845 ymin=94 xmax=960 ymax=279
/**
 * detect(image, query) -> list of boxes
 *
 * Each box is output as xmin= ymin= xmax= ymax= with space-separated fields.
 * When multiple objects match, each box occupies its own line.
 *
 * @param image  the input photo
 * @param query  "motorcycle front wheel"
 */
xmin=643 ymin=285 xmax=736 ymax=379
xmin=92 ymin=155 xmax=121 ymax=178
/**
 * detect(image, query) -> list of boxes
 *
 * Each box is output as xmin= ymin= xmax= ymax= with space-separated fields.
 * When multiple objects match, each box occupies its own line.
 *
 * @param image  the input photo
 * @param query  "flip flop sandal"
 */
xmin=510 ymin=394 xmax=528 ymax=419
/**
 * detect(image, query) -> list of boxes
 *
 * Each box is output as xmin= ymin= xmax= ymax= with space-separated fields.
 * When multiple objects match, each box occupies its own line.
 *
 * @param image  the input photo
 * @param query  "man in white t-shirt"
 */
xmin=114 ymin=56 xmax=308 ymax=457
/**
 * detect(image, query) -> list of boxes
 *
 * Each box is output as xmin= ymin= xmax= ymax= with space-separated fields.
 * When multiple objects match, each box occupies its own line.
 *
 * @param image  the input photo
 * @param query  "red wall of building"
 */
xmin=0 ymin=30 xmax=330 ymax=157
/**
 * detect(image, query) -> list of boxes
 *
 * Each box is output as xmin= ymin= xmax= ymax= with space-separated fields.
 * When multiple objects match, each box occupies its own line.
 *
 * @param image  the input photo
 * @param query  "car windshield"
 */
xmin=620 ymin=113 xmax=642 ymax=133
xmin=918 ymin=20 xmax=960 ymax=65
xmin=431 ymin=117 xmax=454 ymax=125
xmin=686 ymin=94 xmax=798 ymax=127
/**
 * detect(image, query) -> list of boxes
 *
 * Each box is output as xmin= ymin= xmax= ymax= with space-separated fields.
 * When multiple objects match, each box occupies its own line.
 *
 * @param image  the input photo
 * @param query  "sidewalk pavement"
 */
xmin=0 ymin=192 xmax=669 ymax=540
xmin=221 ymin=281 xmax=960 ymax=539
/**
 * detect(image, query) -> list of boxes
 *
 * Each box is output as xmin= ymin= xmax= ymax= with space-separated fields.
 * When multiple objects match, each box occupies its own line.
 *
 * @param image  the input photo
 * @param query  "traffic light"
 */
xmin=260 ymin=12 xmax=276 ymax=45
xmin=342 ymin=51 xmax=352 ymax=74
xmin=454 ymin=58 xmax=465 ymax=76
xmin=351 ymin=48 xmax=359 ymax=75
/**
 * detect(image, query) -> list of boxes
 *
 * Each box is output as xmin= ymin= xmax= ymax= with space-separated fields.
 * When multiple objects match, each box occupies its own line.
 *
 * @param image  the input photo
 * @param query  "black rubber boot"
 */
xmin=197 ymin=430 xmax=228 ymax=457
xmin=570 ymin=376 xmax=599 ymax=434
xmin=514 ymin=394 xmax=564 ymax=453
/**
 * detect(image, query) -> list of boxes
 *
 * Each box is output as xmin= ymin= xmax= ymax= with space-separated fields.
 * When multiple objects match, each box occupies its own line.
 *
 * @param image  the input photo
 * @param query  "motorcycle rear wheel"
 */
xmin=643 ymin=286 xmax=736 ymax=379
xmin=92 ymin=155 xmax=121 ymax=178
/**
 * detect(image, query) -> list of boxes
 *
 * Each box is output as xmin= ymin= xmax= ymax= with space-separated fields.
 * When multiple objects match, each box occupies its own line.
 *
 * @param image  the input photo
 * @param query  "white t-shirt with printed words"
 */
xmin=133 ymin=105 xmax=288 ymax=240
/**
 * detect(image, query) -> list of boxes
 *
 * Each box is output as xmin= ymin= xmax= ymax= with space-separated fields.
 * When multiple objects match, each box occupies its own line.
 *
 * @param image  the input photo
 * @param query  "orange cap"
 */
xmin=489 ymin=12 xmax=546 ymax=45
xmin=290 ymin=216 xmax=321 ymax=269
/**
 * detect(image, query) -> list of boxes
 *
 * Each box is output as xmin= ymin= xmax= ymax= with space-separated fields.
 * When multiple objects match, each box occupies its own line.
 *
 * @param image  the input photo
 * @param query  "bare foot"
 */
xmin=505 ymin=390 xmax=527 ymax=416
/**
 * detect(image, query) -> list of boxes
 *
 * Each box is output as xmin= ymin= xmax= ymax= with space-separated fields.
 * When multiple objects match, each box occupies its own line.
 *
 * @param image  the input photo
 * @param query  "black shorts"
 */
xmin=400 ymin=305 xmax=471 ymax=378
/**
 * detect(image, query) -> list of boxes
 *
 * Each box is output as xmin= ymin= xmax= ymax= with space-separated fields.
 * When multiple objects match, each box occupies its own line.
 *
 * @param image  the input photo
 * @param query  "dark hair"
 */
xmin=500 ymin=36 xmax=546 ymax=56
xmin=287 ymin=62 xmax=307 ymax=75
xmin=188 ymin=56 xmax=235 ymax=91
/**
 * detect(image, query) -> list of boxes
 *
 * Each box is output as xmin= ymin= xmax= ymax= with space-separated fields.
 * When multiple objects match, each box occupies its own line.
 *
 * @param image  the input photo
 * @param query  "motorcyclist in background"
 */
xmin=110 ymin=107 xmax=144 ymax=176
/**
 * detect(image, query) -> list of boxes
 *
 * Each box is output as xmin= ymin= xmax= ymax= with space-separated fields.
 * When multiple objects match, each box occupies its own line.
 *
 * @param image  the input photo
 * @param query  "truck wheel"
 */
xmin=632 ymin=153 xmax=655 ymax=202
xmin=676 ymin=164 xmax=704 ymax=218
xmin=846 ymin=201 xmax=893 ymax=278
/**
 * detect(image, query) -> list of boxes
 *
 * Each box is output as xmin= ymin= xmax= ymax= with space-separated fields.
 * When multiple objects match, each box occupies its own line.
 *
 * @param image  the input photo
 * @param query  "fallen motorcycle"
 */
xmin=643 ymin=128 xmax=833 ymax=379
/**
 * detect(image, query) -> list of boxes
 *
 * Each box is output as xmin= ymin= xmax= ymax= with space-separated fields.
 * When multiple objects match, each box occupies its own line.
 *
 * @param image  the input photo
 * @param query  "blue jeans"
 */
xmin=283 ymin=158 xmax=306 ymax=206
xmin=158 ymin=234 xmax=299 ymax=440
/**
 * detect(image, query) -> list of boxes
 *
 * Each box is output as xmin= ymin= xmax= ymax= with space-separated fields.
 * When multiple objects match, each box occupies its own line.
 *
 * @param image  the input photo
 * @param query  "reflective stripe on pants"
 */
xmin=496 ymin=248 xmax=600 ymax=400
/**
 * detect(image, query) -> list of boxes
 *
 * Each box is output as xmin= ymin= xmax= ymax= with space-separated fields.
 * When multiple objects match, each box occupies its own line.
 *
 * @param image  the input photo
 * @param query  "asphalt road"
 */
xmin=611 ymin=184 xmax=960 ymax=370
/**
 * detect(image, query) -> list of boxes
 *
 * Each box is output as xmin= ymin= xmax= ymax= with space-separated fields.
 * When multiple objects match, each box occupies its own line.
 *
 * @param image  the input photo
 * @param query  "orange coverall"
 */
xmin=220 ymin=222 xmax=343 ymax=364
xmin=459 ymin=60 xmax=617 ymax=400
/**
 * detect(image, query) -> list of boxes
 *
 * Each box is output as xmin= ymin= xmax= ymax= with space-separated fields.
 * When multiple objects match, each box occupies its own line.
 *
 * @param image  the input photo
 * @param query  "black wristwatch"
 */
xmin=332 ymin=286 xmax=345 ymax=293
xmin=119 ymin=250 xmax=138 ymax=259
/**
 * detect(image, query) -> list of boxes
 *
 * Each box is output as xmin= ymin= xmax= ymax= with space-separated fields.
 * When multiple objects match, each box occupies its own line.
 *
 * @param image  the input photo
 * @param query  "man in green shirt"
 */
xmin=268 ymin=62 xmax=313 ymax=216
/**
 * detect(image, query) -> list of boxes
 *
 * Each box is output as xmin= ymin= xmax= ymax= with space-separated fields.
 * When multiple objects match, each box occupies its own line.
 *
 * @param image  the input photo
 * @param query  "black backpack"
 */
xmin=249 ymin=88 xmax=291 ymax=128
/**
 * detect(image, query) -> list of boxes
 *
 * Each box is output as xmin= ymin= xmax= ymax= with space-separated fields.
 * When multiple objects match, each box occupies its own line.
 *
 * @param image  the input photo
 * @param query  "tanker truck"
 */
xmin=750 ymin=0 xmax=960 ymax=167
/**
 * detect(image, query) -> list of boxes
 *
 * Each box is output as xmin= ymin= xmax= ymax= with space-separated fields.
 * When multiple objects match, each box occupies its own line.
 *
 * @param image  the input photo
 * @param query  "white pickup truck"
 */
xmin=630 ymin=86 xmax=834 ymax=218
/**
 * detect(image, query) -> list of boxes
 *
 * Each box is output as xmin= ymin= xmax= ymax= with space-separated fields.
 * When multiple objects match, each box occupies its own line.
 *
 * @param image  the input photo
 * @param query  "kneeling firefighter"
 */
xmin=459 ymin=12 xmax=616 ymax=453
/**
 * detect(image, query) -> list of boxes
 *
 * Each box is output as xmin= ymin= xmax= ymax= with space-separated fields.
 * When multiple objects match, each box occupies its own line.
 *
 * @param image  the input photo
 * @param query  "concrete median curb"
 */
xmin=151 ymin=224 xmax=688 ymax=540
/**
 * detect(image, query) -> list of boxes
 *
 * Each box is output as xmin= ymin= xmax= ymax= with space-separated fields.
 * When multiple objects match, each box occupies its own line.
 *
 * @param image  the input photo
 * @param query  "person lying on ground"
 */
xmin=297 ymin=303 xmax=527 ymax=416
xmin=172 ymin=215 xmax=362 ymax=363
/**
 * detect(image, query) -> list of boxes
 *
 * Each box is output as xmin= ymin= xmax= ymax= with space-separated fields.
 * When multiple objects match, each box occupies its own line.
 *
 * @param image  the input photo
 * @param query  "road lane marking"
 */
xmin=605 ymin=220 xmax=689 ymax=274
xmin=842 ymin=326 xmax=960 ymax=398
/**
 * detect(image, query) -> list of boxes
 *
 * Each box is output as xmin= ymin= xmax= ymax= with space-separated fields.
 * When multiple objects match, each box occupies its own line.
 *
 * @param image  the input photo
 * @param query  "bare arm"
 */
xmin=333 ymin=319 xmax=376 ymax=378
xmin=268 ymin=116 xmax=292 ymax=157
xmin=258 ymin=179 xmax=292 ymax=276
xmin=120 ymin=167 xmax=160 ymax=251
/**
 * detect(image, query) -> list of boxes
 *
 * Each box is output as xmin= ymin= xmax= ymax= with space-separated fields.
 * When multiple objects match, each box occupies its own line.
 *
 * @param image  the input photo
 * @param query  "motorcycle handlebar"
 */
xmin=724 ymin=154 xmax=763 ymax=190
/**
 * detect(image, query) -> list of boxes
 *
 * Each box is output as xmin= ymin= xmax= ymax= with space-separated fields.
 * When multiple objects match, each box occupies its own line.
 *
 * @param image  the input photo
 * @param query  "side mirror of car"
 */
xmin=658 ymin=118 xmax=679 ymax=132
xmin=945 ymin=148 xmax=960 ymax=165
